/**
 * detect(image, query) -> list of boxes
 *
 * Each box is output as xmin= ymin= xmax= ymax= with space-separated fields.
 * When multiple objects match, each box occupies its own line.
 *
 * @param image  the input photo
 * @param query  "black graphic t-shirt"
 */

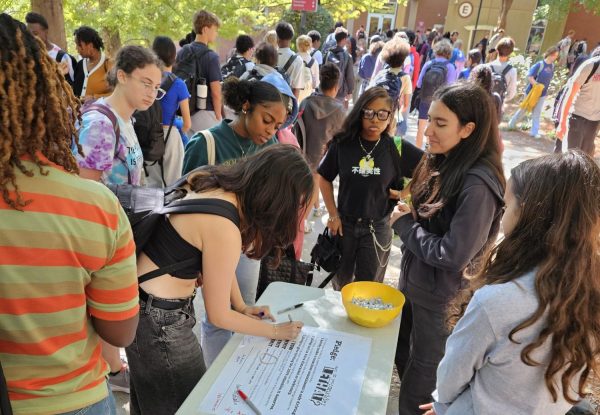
xmin=318 ymin=135 xmax=422 ymax=219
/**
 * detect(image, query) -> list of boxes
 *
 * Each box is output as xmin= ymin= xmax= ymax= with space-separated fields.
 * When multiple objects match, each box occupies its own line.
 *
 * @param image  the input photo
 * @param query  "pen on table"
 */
xmin=237 ymin=389 xmax=261 ymax=415
xmin=277 ymin=303 xmax=303 ymax=314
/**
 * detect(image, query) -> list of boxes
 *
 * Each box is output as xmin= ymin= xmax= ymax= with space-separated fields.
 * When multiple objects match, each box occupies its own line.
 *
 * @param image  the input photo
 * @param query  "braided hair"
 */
xmin=0 ymin=13 xmax=82 ymax=210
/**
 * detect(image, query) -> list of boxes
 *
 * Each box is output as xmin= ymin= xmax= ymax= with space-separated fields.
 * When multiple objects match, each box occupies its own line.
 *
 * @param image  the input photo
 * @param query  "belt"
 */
xmin=342 ymin=215 xmax=383 ymax=224
xmin=139 ymin=288 xmax=194 ymax=310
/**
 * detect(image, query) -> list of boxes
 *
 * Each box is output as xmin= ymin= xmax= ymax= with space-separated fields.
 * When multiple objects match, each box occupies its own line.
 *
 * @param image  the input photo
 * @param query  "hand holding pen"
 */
xmin=269 ymin=313 xmax=303 ymax=341
xmin=241 ymin=305 xmax=275 ymax=322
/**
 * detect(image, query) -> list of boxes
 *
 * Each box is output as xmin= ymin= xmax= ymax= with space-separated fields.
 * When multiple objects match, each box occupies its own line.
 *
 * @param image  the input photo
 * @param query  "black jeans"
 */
xmin=334 ymin=216 xmax=392 ymax=290
xmin=395 ymin=299 xmax=449 ymax=415
xmin=125 ymin=293 xmax=206 ymax=415
xmin=554 ymin=114 xmax=600 ymax=155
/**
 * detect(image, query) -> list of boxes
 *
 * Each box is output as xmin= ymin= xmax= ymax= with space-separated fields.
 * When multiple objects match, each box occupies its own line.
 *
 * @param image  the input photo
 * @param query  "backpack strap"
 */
xmin=282 ymin=53 xmax=298 ymax=73
xmin=501 ymin=64 xmax=512 ymax=76
xmin=583 ymin=60 xmax=600 ymax=85
xmin=56 ymin=50 xmax=65 ymax=63
xmin=310 ymin=49 xmax=317 ymax=57
xmin=81 ymin=103 xmax=120 ymax=157
xmin=159 ymin=198 xmax=240 ymax=226
xmin=137 ymin=199 xmax=241 ymax=283
xmin=201 ymin=129 xmax=216 ymax=165
xmin=306 ymin=58 xmax=315 ymax=68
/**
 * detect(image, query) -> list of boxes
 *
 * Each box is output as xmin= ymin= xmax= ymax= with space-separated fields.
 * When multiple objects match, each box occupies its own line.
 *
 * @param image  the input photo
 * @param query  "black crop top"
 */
xmin=140 ymin=198 xmax=240 ymax=282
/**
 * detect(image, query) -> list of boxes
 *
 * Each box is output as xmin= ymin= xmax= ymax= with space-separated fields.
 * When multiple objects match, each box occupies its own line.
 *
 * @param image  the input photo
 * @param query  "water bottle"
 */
xmin=196 ymin=78 xmax=207 ymax=110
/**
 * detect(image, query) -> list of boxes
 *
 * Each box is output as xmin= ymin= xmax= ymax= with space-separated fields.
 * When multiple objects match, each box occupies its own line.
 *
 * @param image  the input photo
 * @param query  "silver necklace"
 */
xmin=358 ymin=136 xmax=381 ymax=160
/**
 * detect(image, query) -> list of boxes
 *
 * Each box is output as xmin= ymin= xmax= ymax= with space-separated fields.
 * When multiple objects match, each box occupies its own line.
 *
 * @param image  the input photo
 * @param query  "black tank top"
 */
xmin=140 ymin=198 xmax=240 ymax=282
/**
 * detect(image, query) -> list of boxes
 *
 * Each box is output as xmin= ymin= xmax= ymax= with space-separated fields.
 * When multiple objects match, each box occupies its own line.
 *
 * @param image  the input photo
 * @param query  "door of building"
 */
xmin=367 ymin=13 xmax=395 ymax=37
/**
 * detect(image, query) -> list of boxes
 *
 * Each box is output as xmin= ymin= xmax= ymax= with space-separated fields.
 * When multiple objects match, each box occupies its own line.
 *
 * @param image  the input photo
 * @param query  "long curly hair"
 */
xmin=0 ymin=13 xmax=82 ymax=210
xmin=186 ymin=144 xmax=314 ymax=261
xmin=448 ymin=151 xmax=600 ymax=404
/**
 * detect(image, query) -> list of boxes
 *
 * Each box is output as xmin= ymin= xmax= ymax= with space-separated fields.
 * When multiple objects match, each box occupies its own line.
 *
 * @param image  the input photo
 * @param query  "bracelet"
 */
xmin=273 ymin=324 xmax=278 ymax=338
xmin=327 ymin=215 xmax=340 ymax=223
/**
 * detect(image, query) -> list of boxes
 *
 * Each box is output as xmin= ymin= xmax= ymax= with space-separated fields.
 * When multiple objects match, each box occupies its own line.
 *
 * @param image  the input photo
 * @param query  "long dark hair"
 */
xmin=187 ymin=144 xmax=314 ymax=260
xmin=410 ymin=82 xmax=505 ymax=219
xmin=448 ymin=151 xmax=600 ymax=404
xmin=327 ymin=87 xmax=393 ymax=149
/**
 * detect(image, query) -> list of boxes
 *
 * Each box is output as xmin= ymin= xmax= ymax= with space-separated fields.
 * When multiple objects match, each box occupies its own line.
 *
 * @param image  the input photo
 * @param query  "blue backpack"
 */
xmin=420 ymin=60 xmax=448 ymax=104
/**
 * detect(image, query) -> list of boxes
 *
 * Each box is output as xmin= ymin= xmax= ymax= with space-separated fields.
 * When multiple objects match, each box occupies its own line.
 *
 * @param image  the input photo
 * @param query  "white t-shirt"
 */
xmin=572 ymin=56 xmax=600 ymax=120
xmin=489 ymin=59 xmax=518 ymax=102
xmin=310 ymin=48 xmax=323 ymax=66
xmin=48 ymin=43 xmax=74 ymax=81
xmin=300 ymin=51 xmax=320 ymax=89
xmin=278 ymin=47 xmax=305 ymax=90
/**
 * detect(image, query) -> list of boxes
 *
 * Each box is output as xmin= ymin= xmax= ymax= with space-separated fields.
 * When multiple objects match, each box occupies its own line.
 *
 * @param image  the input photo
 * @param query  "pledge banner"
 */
xmin=199 ymin=326 xmax=371 ymax=415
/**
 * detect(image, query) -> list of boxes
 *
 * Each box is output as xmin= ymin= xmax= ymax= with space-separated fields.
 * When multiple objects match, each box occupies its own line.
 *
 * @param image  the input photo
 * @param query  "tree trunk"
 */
xmin=99 ymin=0 xmax=121 ymax=57
xmin=30 ymin=0 xmax=67 ymax=51
xmin=497 ymin=0 xmax=514 ymax=30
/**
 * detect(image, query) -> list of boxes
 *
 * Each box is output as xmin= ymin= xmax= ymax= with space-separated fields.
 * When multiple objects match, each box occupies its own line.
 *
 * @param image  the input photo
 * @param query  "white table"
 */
xmin=176 ymin=281 xmax=401 ymax=414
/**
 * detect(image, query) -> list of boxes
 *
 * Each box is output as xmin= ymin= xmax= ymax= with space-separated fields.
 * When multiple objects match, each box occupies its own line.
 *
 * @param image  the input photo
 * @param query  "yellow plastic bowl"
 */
xmin=341 ymin=281 xmax=405 ymax=328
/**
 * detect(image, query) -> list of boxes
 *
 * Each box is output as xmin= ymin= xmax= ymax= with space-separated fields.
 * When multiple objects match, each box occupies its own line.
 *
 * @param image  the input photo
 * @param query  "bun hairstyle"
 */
xmin=222 ymin=77 xmax=288 ymax=116
xmin=106 ymin=45 xmax=163 ymax=88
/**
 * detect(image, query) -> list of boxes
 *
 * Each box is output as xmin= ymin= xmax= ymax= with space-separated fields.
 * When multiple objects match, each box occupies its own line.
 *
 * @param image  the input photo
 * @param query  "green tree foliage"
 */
xmin=541 ymin=0 xmax=600 ymax=19
xmin=281 ymin=7 xmax=334 ymax=42
xmin=2 ymin=0 xmax=396 ymax=54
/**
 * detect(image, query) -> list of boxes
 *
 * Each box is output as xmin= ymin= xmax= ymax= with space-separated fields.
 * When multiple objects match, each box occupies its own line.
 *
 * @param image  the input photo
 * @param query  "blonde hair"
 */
xmin=296 ymin=35 xmax=312 ymax=53
xmin=264 ymin=30 xmax=278 ymax=49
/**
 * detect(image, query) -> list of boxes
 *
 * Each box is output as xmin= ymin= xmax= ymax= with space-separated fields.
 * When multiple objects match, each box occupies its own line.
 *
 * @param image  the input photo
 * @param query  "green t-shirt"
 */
xmin=182 ymin=120 xmax=278 ymax=173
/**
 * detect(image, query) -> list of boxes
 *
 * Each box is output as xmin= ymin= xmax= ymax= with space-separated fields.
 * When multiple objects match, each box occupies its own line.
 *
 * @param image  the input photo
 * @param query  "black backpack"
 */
xmin=133 ymin=73 xmax=177 ymax=162
xmin=108 ymin=170 xmax=240 ymax=282
xmin=371 ymin=68 xmax=406 ymax=104
xmin=420 ymin=60 xmax=448 ymax=104
xmin=491 ymin=64 xmax=513 ymax=101
xmin=173 ymin=44 xmax=211 ymax=115
xmin=56 ymin=49 xmax=77 ymax=85
xmin=221 ymin=56 xmax=250 ymax=79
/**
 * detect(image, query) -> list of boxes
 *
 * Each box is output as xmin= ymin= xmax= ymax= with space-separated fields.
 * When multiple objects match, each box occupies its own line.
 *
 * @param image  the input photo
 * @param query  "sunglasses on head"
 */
xmin=361 ymin=109 xmax=391 ymax=121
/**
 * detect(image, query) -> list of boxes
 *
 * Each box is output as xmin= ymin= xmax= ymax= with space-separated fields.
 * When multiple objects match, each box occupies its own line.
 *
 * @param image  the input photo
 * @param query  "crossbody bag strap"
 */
xmin=201 ymin=129 xmax=216 ymax=165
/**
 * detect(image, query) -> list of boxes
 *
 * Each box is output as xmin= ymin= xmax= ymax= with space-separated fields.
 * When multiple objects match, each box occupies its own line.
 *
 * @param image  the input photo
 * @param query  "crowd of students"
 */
xmin=1 ymin=8 xmax=599 ymax=415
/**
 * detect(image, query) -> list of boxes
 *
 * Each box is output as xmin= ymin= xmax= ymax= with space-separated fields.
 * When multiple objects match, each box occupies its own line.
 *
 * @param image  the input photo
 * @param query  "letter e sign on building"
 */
xmin=458 ymin=2 xmax=473 ymax=18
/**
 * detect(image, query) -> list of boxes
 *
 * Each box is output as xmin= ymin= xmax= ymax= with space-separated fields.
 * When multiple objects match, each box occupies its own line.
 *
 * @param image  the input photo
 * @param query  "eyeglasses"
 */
xmin=362 ymin=109 xmax=391 ymax=121
xmin=129 ymin=75 xmax=166 ymax=100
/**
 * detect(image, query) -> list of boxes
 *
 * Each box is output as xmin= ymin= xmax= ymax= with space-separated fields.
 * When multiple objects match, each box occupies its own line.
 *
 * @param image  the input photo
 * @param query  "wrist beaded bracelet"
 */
xmin=327 ymin=215 xmax=339 ymax=223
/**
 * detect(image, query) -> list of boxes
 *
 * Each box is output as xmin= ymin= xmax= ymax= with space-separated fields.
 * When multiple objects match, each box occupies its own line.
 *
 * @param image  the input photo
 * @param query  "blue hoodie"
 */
xmin=261 ymin=72 xmax=299 ymax=129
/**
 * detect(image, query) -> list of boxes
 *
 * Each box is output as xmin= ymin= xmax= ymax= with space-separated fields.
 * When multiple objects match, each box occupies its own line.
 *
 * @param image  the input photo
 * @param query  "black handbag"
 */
xmin=310 ymin=228 xmax=342 ymax=273
xmin=256 ymin=247 xmax=315 ymax=301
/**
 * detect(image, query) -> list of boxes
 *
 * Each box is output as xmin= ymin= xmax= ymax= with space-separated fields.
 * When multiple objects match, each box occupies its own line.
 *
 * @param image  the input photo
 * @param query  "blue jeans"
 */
xmin=396 ymin=109 xmax=409 ymax=136
xmin=200 ymin=254 xmax=260 ymax=367
xmin=57 ymin=382 xmax=116 ymax=415
xmin=509 ymin=95 xmax=545 ymax=136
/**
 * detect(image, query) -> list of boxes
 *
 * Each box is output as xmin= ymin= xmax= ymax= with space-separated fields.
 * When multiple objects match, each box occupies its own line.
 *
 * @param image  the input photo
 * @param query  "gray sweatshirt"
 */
xmin=433 ymin=269 xmax=580 ymax=415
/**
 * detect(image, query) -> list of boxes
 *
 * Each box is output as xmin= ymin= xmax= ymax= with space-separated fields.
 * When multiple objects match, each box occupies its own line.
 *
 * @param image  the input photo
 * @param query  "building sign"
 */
xmin=292 ymin=0 xmax=317 ymax=12
xmin=458 ymin=2 xmax=473 ymax=18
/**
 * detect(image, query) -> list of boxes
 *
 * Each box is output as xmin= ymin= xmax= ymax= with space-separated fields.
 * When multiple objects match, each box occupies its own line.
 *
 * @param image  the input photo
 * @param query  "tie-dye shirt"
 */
xmin=76 ymin=98 xmax=144 ymax=185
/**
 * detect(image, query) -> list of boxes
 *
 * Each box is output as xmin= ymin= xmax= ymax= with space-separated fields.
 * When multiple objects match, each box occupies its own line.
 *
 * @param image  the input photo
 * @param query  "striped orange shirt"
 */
xmin=0 ymin=154 xmax=139 ymax=415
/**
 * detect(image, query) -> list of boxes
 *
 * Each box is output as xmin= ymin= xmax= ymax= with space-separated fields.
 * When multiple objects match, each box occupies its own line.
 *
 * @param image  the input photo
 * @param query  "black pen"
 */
xmin=277 ymin=303 xmax=303 ymax=314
